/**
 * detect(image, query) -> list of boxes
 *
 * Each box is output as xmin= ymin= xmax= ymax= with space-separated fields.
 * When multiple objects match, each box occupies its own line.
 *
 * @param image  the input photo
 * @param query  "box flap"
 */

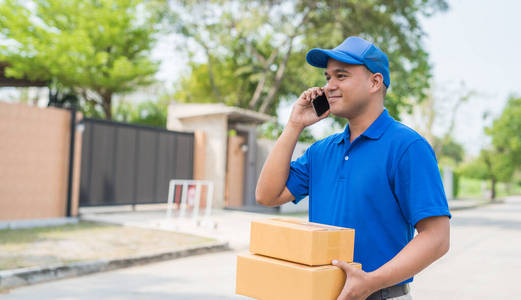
xmin=262 ymin=218 xmax=354 ymax=232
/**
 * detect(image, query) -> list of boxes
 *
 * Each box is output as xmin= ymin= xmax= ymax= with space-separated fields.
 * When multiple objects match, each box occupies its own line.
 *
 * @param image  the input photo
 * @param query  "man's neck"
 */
xmin=348 ymin=106 xmax=384 ymax=143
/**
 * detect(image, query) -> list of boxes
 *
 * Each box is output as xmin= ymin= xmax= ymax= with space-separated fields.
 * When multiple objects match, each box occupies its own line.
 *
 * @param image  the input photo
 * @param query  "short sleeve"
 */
xmin=393 ymin=139 xmax=452 ymax=227
xmin=286 ymin=147 xmax=311 ymax=204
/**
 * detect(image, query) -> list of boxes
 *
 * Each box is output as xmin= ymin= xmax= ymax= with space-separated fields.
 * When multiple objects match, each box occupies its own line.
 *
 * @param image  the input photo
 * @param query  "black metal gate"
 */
xmin=79 ymin=118 xmax=194 ymax=206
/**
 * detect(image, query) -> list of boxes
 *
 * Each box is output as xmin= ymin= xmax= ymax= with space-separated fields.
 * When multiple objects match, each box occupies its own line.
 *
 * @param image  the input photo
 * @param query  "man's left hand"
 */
xmin=332 ymin=259 xmax=378 ymax=300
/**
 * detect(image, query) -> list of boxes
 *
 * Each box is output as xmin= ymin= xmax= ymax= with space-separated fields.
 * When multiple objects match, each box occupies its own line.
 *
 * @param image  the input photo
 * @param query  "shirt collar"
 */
xmin=336 ymin=123 xmax=351 ymax=145
xmin=335 ymin=109 xmax=393 ymax=145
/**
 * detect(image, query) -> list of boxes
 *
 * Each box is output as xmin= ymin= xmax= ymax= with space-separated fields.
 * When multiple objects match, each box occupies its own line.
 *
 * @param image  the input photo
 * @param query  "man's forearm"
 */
xmin=255 ymin=122 xmax=303 ymax=204
xmin=367 ymin=216 xmax=450 ymax=291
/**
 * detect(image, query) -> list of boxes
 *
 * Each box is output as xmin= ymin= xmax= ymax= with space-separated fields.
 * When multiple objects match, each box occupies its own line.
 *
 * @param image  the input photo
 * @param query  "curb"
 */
xmin=0 ymin=217 xmax=78 ymax=230
xmin=449 ymin=203 xmax=482 ymax=211
xmin=449 ymin=200 xmax=497 ymax=211
xmin=0 ymin=240 xmax=229 ymax=291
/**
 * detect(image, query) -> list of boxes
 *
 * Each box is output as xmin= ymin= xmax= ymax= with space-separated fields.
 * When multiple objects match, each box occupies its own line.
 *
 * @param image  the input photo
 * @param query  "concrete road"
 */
xmin=2 ymin=196 xmax=520 ymax=299
xmin=412 ymin=196 xmax=521 ymax=299
xmin=1 ymin=250 xmax=248 ymax=300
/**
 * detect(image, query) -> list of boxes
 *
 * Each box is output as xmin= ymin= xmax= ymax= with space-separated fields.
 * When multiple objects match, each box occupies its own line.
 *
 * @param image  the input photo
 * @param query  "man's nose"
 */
xmin=324 ymin=82 xmax=337 ymax=95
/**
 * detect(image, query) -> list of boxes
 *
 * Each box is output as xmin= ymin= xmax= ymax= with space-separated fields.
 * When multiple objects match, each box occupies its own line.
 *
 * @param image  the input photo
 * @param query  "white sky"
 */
xmin=415 ymin=0 xmax=521 ymax=156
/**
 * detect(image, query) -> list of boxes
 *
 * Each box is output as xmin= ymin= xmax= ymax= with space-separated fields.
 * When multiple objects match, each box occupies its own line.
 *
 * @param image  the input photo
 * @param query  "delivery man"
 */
xmin=255 ymin=36 xmax=451 ymax=300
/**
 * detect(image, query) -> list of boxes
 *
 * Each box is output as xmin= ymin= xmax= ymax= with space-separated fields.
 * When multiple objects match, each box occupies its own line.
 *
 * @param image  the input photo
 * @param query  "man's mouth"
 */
xmin=328 ymin=95 xmax=342 ymax=102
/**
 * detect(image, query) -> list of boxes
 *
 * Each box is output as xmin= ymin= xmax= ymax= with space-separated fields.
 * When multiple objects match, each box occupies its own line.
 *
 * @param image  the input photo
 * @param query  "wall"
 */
xmin=256 ymin=138 xmax=311 ymax=213
xmin=167 ymin=114 xmax=228 ymax=208
xmin=0 ymin=102 xmax=82 ymax=221
xmin=193 ymin=130 xmax=208 ymax=207
xmin=225 ymin=135 xmax=246 ymax=207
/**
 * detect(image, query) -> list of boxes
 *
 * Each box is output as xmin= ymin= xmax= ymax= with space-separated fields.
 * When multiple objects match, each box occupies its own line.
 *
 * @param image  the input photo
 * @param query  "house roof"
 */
xmin=169 ymin=103 xmax=276 ymax=124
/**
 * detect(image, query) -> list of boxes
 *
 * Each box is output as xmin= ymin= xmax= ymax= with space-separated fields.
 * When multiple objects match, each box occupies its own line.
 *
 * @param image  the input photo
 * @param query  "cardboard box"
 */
xmin=236 ymin=253 xmax=361 ymax=300
xmin=249 ymin=218 xmax=355 ymax=266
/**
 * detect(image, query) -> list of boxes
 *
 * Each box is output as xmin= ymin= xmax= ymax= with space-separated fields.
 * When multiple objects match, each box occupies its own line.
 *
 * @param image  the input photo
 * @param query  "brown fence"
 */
xmin=0 ymin=102 xmax=81 ymax=221
xmin=0 ymin=101 xmax=205 ymax=221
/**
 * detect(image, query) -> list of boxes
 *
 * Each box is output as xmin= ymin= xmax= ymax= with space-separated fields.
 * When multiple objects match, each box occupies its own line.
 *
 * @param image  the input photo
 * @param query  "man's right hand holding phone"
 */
xmin=288 ymin=87 xmax=330 ymax=131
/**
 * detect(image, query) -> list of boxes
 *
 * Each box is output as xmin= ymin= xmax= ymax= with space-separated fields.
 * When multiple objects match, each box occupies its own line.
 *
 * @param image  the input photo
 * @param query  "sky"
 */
xmin=415 ymin=0 xmax=521 ymax=155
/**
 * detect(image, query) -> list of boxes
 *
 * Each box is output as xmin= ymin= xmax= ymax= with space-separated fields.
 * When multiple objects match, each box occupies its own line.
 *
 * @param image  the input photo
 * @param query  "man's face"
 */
xmin=324 ymin=58 xmax=373 ymax=119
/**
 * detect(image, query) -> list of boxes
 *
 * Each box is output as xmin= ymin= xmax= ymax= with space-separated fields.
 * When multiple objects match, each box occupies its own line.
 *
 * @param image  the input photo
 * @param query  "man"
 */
xmin=255 ymin=36 xmax=451 ymax=300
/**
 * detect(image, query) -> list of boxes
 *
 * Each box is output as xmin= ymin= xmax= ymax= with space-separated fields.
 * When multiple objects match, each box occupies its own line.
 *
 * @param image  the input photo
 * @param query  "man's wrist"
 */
xmin=366 ymin=270 xmax=387 ymax=293
xmin=286 ymin=121 xmax=305 ymax=133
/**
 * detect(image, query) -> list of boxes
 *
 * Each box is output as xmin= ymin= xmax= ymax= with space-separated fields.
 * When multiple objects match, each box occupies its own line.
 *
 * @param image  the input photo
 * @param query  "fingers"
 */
xmin=311 ymin=87 xmax=324 ymax=99
xmin=332 ymin=259 xmax=354 ymax=274
xmin=300 ymin=87 xmax=324 ymax=103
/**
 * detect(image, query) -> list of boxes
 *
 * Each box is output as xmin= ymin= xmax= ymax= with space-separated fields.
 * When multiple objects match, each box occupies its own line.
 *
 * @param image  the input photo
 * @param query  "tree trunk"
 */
xmin=205 ymin=47 xmax=222 ymax=103
xmin=256 ymin=8 xmax=311 ymax=113
xmin=490 ymin=177 xmax=496 ymax=201
xmin=101 ymin=91 xmax=112 ymax=120
xmin=259 ymin=38 xmax=294 ymax=113
xmin=248 ymin=48 xmax=279 ymax=109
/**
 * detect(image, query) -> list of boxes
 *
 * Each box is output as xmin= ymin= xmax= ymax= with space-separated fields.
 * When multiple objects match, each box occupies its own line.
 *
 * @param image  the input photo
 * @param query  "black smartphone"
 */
xmin=312 ymin=93 xmax=330 ymax=117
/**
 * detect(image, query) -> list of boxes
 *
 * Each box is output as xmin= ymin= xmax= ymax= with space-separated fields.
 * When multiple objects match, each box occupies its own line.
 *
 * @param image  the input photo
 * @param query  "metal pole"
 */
xmin=193 ymin=183 xmax=202 ymax=223
xmin=179 ymin=182 xmax=188 ymax=217
xmin=205 ymin=182 xmax=214 ymax=218
xmin=166 ymin=181 xmax=175 ymax=218
xmin=65 ymin=106 xmax=77 ymax=217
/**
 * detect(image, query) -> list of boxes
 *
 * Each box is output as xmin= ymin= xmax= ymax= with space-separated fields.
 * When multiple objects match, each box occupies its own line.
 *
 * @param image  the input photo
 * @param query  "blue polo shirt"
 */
xmin=286 ymin=109 xmax=451 ymax=285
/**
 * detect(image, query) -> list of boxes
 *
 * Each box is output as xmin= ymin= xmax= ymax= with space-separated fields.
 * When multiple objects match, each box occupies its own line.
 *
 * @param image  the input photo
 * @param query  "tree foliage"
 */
xmin=113 ymin=99 xmax=168 ymax=128
xmin=487 ymin=95 xmax=521 ymax=168
xmin=460 ymin=95 xmax=521 ymax=199
xmin=170 ymin=0 xmax=449 ymax=129
xmin=459 ymin=148 xmax=513 ymax=200
xmin=258 ymin=120 xmax=316 ymax=143
xmin=0 ymin=0 xmax=163 ymax=119
xmin=434 ymin=135 xmax=465 ymax=165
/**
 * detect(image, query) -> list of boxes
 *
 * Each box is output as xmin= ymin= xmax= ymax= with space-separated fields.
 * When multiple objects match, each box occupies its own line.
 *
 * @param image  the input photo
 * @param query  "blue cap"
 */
xmin=306 ymin=36 xmax=390 ymax=87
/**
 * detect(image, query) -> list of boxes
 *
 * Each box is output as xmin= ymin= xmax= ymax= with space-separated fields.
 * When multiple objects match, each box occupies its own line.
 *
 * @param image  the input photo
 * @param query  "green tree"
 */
xmin=0 ymin=0 xmax=162 ymax=119
xmin=487 ymin=95 xmax=521 ymax=169
xmin=460 ymin=95 xmax=521 ymax=200
xmin=406 ymin=81 xmax=474 ymax=165
xmin=170 ymin=0 xmax=448 ymax=127
xmin=113 ymin=99 xmax=168 ymax=128
xmin=459 ymin=148 xmax=513 ymax=201
xmin=258 ymin=121 xmax=316 ymax=143
xmin=433 ymin=135 xmax=465 ymax=166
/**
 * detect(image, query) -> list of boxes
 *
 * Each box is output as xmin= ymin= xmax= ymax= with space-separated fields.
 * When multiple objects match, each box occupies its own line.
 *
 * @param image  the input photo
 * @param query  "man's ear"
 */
xmin=370 ymin=73 xmax=384 ymax=92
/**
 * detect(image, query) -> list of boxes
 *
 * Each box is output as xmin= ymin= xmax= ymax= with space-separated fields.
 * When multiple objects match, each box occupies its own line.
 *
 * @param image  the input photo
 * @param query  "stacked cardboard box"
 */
xmin=236 ymin=218 xmax=360 ymax=300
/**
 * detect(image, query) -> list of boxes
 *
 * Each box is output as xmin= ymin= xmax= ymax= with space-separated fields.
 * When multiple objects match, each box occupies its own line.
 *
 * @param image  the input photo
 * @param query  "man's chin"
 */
xmin=329 ymin=107 xmax=348 ymax=119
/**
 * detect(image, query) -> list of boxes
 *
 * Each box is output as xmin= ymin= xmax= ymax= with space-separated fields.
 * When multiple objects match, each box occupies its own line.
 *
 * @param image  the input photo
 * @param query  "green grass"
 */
xmin=0 ymin=221 xmax=216 ymax=271
xmin=457 ymin=177 xmax=521 ymax=199
xmin=278 ymin=211 xmax=308 ymax=218
xmin=0 ymin=221 xmax=111 ymax=245
xmin=496 ymin=182 xmax=521 ymax=198
xmin=458 ymin=177 xmax=484 ymax=199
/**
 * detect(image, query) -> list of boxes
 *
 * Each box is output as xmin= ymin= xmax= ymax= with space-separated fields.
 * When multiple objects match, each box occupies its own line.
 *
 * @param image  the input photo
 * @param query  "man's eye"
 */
xmin=325 ymin=77 xmax=331 ymax=81
xmin=338 ymin=74 xmax=346 ymax=78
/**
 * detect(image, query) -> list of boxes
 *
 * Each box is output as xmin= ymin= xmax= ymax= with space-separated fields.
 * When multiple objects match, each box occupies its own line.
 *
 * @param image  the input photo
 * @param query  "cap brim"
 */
xmin=306 ymin=49 xmax=363 ymax=68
